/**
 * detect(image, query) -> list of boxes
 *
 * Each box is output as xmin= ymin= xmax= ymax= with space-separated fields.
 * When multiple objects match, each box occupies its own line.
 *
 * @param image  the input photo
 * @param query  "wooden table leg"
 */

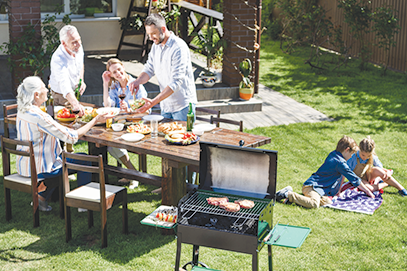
xmin=161 ymin=158 xmax=187 ymax=206
xmin=161 ymin=158 xmax=187 ymax=235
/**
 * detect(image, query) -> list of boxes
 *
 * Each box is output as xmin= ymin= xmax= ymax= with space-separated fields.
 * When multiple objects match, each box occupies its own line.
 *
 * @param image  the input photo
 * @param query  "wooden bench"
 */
xmin=104 ymin=164 xmax=162 ymax=187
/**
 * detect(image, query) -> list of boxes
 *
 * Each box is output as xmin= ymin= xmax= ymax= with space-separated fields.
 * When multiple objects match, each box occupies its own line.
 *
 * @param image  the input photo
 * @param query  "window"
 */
xmin=40 ymin=0 xmax=117 ymax=18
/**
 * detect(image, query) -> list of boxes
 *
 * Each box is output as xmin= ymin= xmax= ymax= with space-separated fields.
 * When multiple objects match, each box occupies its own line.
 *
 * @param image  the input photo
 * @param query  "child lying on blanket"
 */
xmin=347 ymin=136 xmax=407 ymax=197
xmin=275 ymin=136 xmax=374 ymax=209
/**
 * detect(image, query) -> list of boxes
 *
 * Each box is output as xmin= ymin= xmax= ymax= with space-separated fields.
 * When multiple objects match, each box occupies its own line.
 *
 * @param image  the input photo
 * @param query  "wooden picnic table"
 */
xmin=4 ymin=108 xmax=271 ymax=207
xmin=82 ymin=121 xmax=271 ymax=206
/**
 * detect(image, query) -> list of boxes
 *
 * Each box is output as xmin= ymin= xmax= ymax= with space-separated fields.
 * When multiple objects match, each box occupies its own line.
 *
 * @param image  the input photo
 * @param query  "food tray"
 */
xmin=140 ymin=205 xmax=177 ymax=229
xmin=55 ymin=116 xmax=76 ymax=122
xmin=165 ymin=134 xmax=200 ymax=145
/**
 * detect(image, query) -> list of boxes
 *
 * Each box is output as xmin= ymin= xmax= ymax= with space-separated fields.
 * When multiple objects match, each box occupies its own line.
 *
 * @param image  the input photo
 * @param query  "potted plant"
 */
xmin=196 ymin=20 xmax=226 ymax=88
xmin=238 ymin=58 xmax=254 ymax=100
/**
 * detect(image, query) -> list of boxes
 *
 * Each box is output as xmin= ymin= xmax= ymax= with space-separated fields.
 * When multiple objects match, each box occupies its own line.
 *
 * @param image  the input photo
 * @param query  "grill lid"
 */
xmin=198 ymin=142 xmax=277 ymax=199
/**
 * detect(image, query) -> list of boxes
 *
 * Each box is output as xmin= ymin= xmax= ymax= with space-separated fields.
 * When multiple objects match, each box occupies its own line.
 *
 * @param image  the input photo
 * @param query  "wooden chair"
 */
xmin=62 ymin=151 xmax=128 ymax=248
xmin=1 ymin=136 xmax=63 ymax=228
xmin=3 ymin=103 xmax=17 ymax=139
xmin=210 ymin=116 xmax=244 ymax=132
xmin=195 ymin=107 xmax=221 ymax=127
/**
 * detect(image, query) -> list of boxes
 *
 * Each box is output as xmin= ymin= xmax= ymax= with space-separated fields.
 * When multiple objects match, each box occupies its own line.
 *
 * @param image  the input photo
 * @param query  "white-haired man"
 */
xmin=49 ymin=25 xmax=86 ymax=115
xmin=129 ymin=13 xmax=197 ymax=121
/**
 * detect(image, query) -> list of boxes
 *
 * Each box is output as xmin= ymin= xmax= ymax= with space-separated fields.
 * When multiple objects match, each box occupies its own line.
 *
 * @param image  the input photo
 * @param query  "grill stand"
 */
xmin=174 ymin=224 xmax=273 ymax=271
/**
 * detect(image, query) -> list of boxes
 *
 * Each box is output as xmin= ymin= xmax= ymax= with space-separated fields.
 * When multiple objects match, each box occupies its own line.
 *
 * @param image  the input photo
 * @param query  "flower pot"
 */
xmin=201 ymin=75 xmax=216 ymax=88
xmin=239 ymin=86 xmax=254 ymax=100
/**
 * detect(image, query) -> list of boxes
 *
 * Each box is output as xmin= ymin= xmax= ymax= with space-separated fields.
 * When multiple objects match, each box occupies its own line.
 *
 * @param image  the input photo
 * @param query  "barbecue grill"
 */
xmin=175 ymin=142 xmax=277 ymax=271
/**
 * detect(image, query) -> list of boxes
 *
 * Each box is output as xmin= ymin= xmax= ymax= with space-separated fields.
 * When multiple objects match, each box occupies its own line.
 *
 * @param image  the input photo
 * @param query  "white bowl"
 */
xmin=121 ymin=133 xmax=145 ymax=142
xmin=192 ymin=128 xmax=204 ymax=136
xmin=112 ymin=123 xmax=124 ymax=132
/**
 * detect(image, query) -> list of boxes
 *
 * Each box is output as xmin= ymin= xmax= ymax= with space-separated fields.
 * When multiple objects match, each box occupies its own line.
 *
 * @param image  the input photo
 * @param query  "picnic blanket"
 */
xmin=323 ymin=187 xmax=383 ymax=215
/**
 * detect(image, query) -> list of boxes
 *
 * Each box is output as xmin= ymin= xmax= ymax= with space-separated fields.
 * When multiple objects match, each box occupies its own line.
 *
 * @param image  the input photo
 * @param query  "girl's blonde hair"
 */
xmin=106 ymin=58 xmax=129 ymax=89
xmin=359 ymin=136 xmax=376 ymax=178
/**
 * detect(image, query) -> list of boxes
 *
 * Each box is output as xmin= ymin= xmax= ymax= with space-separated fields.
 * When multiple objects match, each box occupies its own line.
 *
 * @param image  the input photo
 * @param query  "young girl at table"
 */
xmin=347 ymin=136 xmax=407 ymax=196
xmin=102 ymin=58 xmax=148 ymax=187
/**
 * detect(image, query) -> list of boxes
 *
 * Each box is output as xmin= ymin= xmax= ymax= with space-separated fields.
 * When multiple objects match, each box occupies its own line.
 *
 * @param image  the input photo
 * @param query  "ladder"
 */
xmin=116 ymin=0 xmax=153 ymax=62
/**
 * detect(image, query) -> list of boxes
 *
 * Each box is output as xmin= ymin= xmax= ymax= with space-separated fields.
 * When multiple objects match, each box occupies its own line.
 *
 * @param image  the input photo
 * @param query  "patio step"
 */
xmin=196 ymin=97 xmax=262 ymax=114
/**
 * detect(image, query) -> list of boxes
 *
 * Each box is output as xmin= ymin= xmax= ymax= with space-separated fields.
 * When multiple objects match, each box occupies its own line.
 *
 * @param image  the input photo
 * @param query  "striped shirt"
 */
xmin=16 ymin=106 xmax=79 ymax=177
xmin=142 ymin=32 xmax=197 ymax=113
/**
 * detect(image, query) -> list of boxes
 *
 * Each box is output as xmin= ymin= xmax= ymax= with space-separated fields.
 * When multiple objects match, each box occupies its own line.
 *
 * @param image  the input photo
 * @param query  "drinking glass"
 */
xmin=151 ymin=119 xmax=158 ymax=138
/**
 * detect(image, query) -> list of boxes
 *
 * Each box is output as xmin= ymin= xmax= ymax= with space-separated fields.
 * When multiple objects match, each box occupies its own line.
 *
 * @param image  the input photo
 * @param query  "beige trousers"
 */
xmin=287 ymin=185 xmax=332 ymax=209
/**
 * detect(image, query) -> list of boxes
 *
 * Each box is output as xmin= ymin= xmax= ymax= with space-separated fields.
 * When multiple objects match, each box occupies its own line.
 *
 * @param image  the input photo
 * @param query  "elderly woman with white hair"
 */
xmin=16 ymin=76 xmax=112 ymax=211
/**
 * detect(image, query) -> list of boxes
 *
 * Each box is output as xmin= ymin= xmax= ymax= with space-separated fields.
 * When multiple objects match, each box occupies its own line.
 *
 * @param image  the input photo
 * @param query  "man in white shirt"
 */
xmin=49 ymin=25 xmax=86 ymax=115
xmin=129 ymin=13 xmax=197 ymax=121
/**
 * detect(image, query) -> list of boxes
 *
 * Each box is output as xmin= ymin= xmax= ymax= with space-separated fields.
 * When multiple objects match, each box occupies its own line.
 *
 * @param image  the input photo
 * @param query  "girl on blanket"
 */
xmin=347 ymin=136 xmax=407 ymax=197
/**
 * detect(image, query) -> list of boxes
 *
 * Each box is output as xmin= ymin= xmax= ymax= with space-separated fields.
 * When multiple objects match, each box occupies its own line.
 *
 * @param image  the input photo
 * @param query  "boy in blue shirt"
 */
xmin=276 ymin=136 xmax=375 ymax=208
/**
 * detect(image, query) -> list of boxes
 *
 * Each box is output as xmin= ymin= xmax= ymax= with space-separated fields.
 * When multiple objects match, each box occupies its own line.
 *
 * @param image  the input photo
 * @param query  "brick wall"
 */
xmin=222 ymin=0 xmax=257 ymax=87
xmin=9 ymin=0 xmax=41 ymax=92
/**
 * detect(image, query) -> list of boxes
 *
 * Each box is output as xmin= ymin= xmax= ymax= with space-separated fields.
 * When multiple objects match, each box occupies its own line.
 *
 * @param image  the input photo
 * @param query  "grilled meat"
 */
xmin=235 ymin=199 xmax=255 ymax=209
xmin=219 ymin=202 xmax=241 ymax=212
xmin=206 ymin=197 xmax=229 ymax=206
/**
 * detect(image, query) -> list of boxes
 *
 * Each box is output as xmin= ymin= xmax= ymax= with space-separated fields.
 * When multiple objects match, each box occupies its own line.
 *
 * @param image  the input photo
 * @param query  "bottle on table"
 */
xmin=46 ymin=85 xmax=54 ymax=117
xmin=74 ymin=79 xmax=82 ymax=101
xmin=187 ymin=102 xmax=194 ymax=132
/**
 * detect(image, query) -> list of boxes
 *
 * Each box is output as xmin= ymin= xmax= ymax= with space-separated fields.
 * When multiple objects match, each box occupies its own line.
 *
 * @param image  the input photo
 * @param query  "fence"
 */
xmin=319 ymin=0 xmax=407 ymax=72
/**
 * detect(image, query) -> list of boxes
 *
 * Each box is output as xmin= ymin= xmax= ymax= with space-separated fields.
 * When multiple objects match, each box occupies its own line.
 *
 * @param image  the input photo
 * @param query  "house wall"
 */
xmin=0 ymin=0 xmax=143 ymax=55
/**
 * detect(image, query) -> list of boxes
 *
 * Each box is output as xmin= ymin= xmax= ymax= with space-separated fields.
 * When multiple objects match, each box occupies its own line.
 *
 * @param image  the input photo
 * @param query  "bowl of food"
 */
xmin=112 ymin=123 xmax=124 ymax=132
xmin=192 ymin=128 xmax=204 ymax=136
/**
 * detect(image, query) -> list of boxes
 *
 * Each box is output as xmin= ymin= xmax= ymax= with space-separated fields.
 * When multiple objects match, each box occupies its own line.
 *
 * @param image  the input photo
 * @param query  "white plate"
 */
xmin=142 ymin=114 xmax=164 ymax=122
xmin=83 ymin=106 xmax=93 ymax=112
xmin=96 ymin=107 xmax=120 ymax=116
xmin=120 ymin=133 xmax=145 ymax=142
xmin=193 ymin=123 xmax=216 ymax=132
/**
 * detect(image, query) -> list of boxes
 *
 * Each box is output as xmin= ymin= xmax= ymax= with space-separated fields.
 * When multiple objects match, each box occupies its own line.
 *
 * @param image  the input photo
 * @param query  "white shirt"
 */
xmin=49 ymin=44 xmax=84 ymax=98
xmin=143 ymin=32 xmax=197 ymax=113
xmin=16 ymin=106 xmax=78 ymax=177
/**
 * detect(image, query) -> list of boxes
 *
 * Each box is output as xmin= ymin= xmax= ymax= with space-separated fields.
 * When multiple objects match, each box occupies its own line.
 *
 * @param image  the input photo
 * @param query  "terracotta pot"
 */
xmin=239 ymin=87 xmax=254 ymax=100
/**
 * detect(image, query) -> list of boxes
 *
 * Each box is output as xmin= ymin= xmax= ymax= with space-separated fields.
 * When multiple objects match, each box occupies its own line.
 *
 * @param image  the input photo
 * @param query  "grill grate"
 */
xmin=179 ymin=190 xmax=269 ymax=223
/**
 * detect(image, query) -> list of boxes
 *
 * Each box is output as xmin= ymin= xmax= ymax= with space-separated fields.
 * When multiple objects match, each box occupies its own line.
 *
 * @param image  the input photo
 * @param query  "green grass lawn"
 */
xmin=1 ymin=39 xmax=407 ymax=270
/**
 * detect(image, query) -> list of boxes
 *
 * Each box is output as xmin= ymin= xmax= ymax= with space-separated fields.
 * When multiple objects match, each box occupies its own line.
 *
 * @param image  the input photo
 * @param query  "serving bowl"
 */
xmin=112 ymin=123 xmax=124 ymax=131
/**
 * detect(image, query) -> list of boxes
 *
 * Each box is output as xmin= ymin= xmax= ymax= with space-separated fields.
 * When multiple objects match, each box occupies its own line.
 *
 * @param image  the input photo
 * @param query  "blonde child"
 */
xmin=276 ymin=136 xmax=374 ymax=208
xmin=347 ymin=136 xmax=407 ymax=196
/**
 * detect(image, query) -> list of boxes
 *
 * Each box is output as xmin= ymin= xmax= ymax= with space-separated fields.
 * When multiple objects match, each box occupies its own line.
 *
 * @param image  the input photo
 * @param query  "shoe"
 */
xmin=398 ymin=189 xmax=407 ymax=197
xmin=128 ymin=181 xmax=139 ymax=189
xmin=283 ymin=198 xmax=292 ymax=205
xmin=275 ymin=186 xmax=293 ymax=201
xmin=68 ymin=174 xmax=77 ymax=181
xmin=152 ymin=187 xmax=162 ymax=194
xmin=118 ymin=178 xmax=130 ymax=185
xmin=31 ymin=199 xmax=52 ymax=212
xmin=78 ymin=208 xmax=88 ymax=212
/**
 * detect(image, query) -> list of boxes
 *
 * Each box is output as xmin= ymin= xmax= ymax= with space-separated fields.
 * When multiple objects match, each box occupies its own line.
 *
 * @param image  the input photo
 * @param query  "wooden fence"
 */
xmin=319 ymin=0 xmax=407 ymax=72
